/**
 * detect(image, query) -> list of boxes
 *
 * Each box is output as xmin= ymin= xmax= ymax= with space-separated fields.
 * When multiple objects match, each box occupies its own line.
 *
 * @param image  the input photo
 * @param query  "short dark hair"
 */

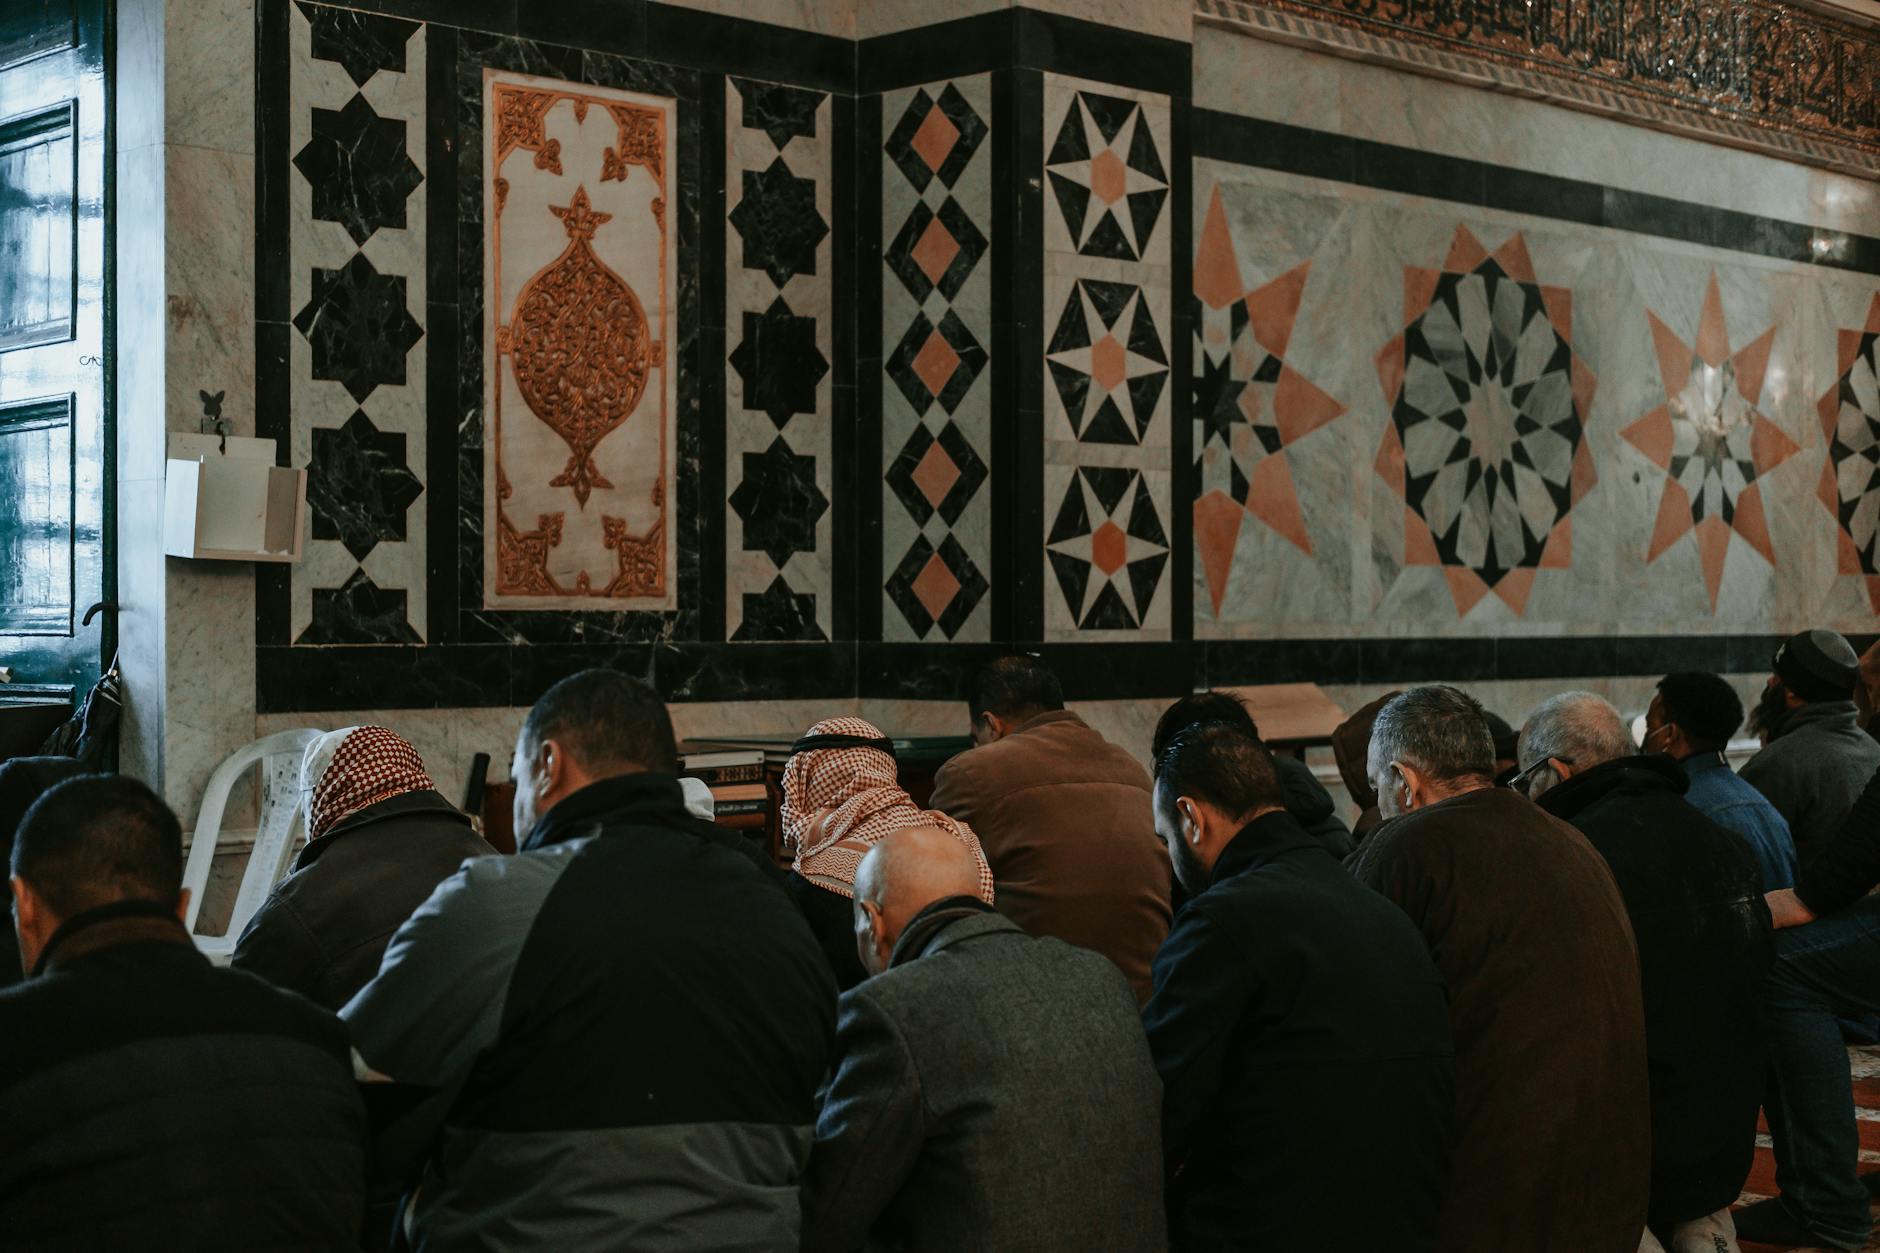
xmin=1480 ymin=710 xmax=1518 ymax=763
xmin=522 ymin=668 xmax=678 ymax=774
xmin=1153 ymin=723 xmax=1284 ymax=826
xmin=1371 ymin=685 xmax=1496 ymax=783
xmin=966 ymin=655 xmax=1064 ymax=722
xmin=12 ymin=775 xmax=183 ymax=916
xmin=1152 ymin=692 xmax=1260 ymax=766
xmin=1657 ymin=672 xmax=1744 ymax=751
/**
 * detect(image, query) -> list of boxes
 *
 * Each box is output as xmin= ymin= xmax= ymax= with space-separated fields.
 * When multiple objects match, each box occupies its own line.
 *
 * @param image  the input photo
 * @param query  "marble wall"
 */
xmin=1189 ymin=27 xmax=1880 ymax=655
xmin=880 ymin=76 xmax=994 ymax=642
xmin=117 ymin=0 xmax=1880 ymax=823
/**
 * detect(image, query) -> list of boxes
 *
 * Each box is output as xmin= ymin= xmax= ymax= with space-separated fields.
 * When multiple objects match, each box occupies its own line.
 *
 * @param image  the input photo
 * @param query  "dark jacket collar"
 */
xmin=1206 ymin=809 xmax=1321 ymax=889
xmin=33 ymin=899 xmax=196 ymax=978
xmin=522 ymin=771 xmax=694 ymax=852
xmin=1536 ymin=753 xmax=1687 ymax=822
xmin=887 ymin=894 xmax=1008 ymax=969
xmin=295 ymin=788 xmax=474 ymax=870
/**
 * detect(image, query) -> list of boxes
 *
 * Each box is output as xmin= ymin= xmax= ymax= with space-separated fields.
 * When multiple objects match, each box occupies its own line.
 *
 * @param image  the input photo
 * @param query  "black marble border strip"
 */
xmin=258 ymin=633 xmax=1846 ymax=712
xmin=857 ymin=9 xmax=1190 ymax=97
xmin=644 ymin=5 xmax=850 ymax=92
xmin=986 ymin=68 xmax=1016 ymax=640
xmin=1008 ymin=68 xmax=1046 ymax=641
xmin=253 ymin=0 xmax=292 ymax=646
xmin=425 ymin=22 xmax=461 ymax=642
xmin=323 ymin=0 xmax=851 ymax=88
xmin=855 ymin=92 xmax=884 ymax=643
xmin=698 ymin=71 xmax=727 ymax=642
xmin=830 ymin=91 xmax=861 ymax=645
xmin=1193 ymin=110 xmax=1880 ymax=276
xmin=1167 ymin=92 xmax=1194 ymax=642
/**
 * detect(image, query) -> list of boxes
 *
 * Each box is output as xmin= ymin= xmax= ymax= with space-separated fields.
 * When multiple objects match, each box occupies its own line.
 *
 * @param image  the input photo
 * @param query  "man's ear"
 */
xmin=1549 ymin=756 xmax=1576 ymax=782
xmin=174 ymin=887 xmax=192 ymax=927
xmin=535 ymin=736 xmax=563 ymax=791
xmin=863 ymin=898 xmax=893 ymax=965
xmin=1392 ymin=761 xmax=1422 ymax=809
xmin=9 ymin=876 xmax=33 ymax=932
xmin=1176 ymin=796 xmax=1211 ymax=851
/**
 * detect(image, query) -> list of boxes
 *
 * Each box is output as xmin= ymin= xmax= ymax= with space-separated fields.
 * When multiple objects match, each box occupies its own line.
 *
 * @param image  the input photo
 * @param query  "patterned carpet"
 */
xmin=1739 ymin=1046 xmax=1880 ymax=1252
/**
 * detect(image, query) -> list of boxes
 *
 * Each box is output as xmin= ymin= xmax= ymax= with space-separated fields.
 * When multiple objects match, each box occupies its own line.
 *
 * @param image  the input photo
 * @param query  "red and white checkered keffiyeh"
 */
xmin=780 ymin=717 xmax=994 ymax=903
xmin=303 ymin=726 xmax=436 ymax=840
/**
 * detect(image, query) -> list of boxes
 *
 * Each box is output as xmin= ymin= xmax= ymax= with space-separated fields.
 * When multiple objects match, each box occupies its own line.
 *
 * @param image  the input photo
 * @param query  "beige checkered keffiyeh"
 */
xmin=779 ymin=717 xmax=994 ymax=903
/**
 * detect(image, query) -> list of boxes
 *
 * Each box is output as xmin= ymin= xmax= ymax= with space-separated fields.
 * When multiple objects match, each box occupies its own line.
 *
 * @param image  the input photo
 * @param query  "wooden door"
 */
xmin=0 ymin=0 xmax=109 ymax=719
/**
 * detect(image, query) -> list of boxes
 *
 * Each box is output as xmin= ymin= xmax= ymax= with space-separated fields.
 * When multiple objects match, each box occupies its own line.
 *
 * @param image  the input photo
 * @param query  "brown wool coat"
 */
xmin=1350 ymin=785 xmax=1651 ymax=1253
xmin=928 ymin=710 xmax=1171 ymax=1004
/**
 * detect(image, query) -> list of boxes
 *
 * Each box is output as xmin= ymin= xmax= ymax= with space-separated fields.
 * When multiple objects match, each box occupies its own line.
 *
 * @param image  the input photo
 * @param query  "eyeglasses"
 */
xmin=1507 ymin=755 xmax=1571 ymax=795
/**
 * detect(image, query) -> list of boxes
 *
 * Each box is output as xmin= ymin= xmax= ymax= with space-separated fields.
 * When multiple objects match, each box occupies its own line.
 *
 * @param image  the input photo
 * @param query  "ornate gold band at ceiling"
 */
xmin=1195 ymin=0 xmax=1880 ymax=179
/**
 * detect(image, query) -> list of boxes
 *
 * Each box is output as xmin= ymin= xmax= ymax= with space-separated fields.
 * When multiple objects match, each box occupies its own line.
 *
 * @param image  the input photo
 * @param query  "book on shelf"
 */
xmin=680 ymin=750 xmax=768 ymax=786
xmin=711 ymin=795 xmax=770 ymax=815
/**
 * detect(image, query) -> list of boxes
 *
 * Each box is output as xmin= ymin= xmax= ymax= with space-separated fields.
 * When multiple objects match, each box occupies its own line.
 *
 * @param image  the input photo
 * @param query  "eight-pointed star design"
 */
xmin=295 ymin=92 xmax=424 ymax=246
xmin=1189 ymin=183 xmax=1347 ymax=618
xmin=1622 ymin=271 xmax=1795 ymax=611
xmin=1816 ymin=294 xmax=1880 ymax=610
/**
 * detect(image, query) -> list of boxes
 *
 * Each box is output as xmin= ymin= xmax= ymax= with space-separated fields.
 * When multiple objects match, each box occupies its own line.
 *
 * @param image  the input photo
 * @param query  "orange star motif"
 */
xmin=1191 ymin=183 xmax=1346 ymax=619
xmin=1621 ymin=272 xmax=1795 ymax=611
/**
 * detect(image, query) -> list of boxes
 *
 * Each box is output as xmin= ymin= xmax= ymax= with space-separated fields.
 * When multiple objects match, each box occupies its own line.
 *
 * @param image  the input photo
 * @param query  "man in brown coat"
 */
xmin=928 ymin=656 xmax=1169 ymax=1003
xmin=1349 ymin=685 xmax=1650 ymax=1253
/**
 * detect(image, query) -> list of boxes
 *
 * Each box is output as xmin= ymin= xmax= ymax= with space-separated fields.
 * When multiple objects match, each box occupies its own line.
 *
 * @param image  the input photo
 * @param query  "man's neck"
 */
xmin=1420 ymin=776 xmax=1493 ymax=806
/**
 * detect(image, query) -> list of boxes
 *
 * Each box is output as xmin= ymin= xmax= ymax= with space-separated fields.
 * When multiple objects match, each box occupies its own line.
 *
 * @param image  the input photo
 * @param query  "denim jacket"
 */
xmin=1681 ymin=752 xmax=1799 ymax=891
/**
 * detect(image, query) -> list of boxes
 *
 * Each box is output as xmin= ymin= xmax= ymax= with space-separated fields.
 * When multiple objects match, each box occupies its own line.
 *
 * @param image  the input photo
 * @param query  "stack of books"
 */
xmin=679 ymin=749 xmax=772 ymax=831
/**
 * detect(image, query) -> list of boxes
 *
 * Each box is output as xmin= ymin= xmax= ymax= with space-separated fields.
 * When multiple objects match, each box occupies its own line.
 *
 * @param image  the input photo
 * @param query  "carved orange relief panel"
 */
xmin=484 ymin=75 xmax=676 ymax=608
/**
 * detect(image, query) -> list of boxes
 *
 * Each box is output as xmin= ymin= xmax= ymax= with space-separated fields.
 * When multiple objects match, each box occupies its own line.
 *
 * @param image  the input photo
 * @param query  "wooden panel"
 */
xmin=0 ymin=103 xmax=74 ymax=351
xmin=0 ymin=395 xmax=73 ymax=634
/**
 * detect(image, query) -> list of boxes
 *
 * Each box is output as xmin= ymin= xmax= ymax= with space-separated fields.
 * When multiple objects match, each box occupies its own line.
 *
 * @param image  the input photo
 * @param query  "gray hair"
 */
xmin=1370 ymin=686 xmax=1496 ymax=784
xmin=1518 ymin=691 xmax=1634 ymax=772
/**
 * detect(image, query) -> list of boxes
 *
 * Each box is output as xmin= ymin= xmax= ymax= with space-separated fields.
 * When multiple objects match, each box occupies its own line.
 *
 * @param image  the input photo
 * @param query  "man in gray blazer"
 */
xmin=800 ymin=826 xmax=1166 ymax=1253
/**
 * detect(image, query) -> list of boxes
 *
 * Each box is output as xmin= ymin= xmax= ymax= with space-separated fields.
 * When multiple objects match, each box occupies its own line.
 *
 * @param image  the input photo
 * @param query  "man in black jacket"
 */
xmin=0 ymin=775 xmax=366 ymax=1250
xmin=233 ymin=726 xmax=490 ymax=1010
xmin=343 ymin=669 xmax=836 ymax=1252
xmin=1519 ymin=691 xmax=1772 ymax=1253
xmin=1143 ymin=723 xmax=1453 ymax=1251
xmin=1741 ymin=764 xmax=1880 ymax=1249
xmin=1151 ymin=691 xmax=1353 ymax=858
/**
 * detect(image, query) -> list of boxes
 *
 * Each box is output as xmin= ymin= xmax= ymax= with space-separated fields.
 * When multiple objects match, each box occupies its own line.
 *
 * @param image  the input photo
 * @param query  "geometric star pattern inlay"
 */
xmin=1047 ymin=277 xmax=1170 ymax=446
xmin=1045 ymin=465 xmax=1170 ymax=630
xmin=881 ymin=78 xmax=995 ymax=641
xmin=294 ymin=93 xmax=424 ymax=246
xmin=1374 ymin=225 xmax=1597 ymax=618
xmin=307 ymin=409 xmax=424 ymax=562
xmin=1816 ymin=293 xmax=1880 ymax=611
xmin=1045 ymin=87 xmax=1168 ymax=262
xmin=1622 ymin=270 xmax=1795 ymax=611
xmin=1190 ymin=183 xmax=1346 ymax=617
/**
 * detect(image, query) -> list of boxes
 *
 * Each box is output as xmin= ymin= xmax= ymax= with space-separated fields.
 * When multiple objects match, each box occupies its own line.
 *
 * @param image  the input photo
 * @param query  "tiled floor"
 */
xmin=1739 ymin=1045 xmax=1880 ymax=1252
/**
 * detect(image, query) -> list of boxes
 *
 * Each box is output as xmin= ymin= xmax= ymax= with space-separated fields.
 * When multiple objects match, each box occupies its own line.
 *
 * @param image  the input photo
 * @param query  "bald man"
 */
xmin=801 ymin=828 xmax=1165 ymax=1253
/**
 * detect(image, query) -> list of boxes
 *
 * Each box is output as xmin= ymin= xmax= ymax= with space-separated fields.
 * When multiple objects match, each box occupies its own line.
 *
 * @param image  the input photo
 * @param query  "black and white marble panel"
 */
xmin=725 ymin=76 xmax=833 ymax=641
xmin=288 ymin=2 xmax=428 ymax=644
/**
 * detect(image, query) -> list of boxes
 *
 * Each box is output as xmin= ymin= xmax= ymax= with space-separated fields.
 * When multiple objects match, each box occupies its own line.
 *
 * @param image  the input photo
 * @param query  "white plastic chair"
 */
xmin=183 ymin=728 xmax=326 ymax=964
